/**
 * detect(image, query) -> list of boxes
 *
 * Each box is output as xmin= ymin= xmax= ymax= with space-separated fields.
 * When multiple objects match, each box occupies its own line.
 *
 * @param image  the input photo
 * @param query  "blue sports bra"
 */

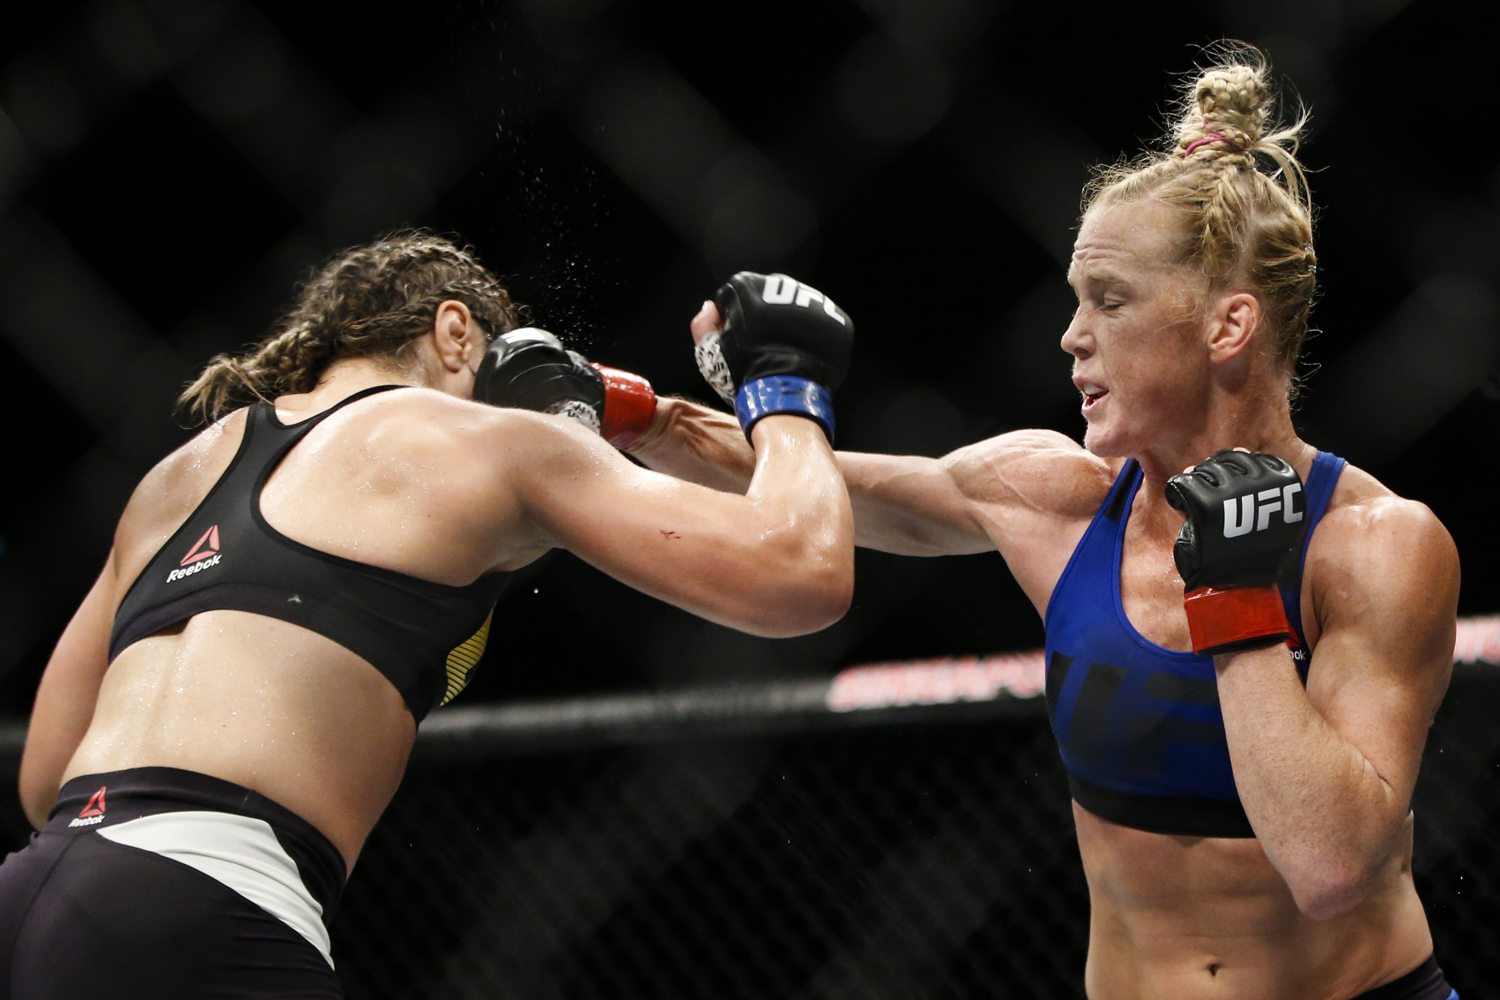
xmin=1043 ymin=450 xmax=1346 ymax=837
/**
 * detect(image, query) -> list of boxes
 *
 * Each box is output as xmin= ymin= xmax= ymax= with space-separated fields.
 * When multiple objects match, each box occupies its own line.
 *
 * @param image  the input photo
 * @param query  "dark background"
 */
xmin=1 ymin=0 xmax=1497 ymax=714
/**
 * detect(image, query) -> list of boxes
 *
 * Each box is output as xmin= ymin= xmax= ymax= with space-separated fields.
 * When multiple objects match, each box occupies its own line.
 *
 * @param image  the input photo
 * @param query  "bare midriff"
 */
xmin=1074 ymin=803 xmax=1434 ymax=1000
xmin=64 ymin=610 xmax=415 ymax=873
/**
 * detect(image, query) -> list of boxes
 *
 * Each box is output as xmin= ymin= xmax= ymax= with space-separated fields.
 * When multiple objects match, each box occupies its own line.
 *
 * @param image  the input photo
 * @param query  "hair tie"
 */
xmin=1184 ymin=133 xmax=1226 ymax=157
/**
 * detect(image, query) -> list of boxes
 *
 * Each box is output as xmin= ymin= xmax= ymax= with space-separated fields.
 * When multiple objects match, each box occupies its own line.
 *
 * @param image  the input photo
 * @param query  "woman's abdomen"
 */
xmin=1075 ymin=802 xmax=1433 ymax=1000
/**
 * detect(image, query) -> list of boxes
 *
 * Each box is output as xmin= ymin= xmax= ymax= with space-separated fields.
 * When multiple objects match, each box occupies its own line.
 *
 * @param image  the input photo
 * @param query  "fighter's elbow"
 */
xmin=1288 ymin=862 xmax=1376 ymax=921
xmin=796 ymin=566 xmax=854 ymax=632
xmin=739 ymin=562 xmax=853 ymax=638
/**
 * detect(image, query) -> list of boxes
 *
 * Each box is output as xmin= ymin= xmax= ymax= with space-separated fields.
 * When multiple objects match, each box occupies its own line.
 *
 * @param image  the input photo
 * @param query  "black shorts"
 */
xmin=1353 ymin=955 xmax=1457 ymax=1000
xmin=0 ymin=767 xmax=346 ymax=1000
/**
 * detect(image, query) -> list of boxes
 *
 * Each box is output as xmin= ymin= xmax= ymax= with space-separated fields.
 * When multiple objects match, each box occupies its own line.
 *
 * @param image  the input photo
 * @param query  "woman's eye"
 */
xmin=1101 ymin=300 xmax=1124 ymax=311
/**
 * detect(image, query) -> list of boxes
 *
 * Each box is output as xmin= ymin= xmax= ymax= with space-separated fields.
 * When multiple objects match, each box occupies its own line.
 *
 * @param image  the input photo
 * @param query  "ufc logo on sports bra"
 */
xmin=1223 ymin=484 xmax=1303 ymax=538
xmin=762 ymin=275 xmax=847 ymax=325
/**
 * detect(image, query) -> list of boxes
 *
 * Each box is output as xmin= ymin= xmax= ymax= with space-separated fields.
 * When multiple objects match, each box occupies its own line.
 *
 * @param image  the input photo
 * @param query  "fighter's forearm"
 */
xmin=633 ymin=398 xmax=1007 ymax=557
xmin=629 ymin=397 xmax=756 ymax=494
xmin=1216 ymin=645 xmax=1407 ymax=919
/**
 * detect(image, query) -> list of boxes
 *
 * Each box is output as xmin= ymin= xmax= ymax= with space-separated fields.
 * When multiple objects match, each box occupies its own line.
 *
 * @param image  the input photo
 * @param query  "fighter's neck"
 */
xmin=273 ymin=358 xmax=422 ymax=418
xmin=1131 ymin=398 xmax=1309 ymax=513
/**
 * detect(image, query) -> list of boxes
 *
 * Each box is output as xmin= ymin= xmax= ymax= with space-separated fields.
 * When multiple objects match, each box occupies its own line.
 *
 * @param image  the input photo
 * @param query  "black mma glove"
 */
xmin=1164 ymin=449 xmax=1307 ymax=656
xmin=694 ymin=272 xmax=853 ymax=443
xmin=473 ymin=327 xmax=657 ymax=450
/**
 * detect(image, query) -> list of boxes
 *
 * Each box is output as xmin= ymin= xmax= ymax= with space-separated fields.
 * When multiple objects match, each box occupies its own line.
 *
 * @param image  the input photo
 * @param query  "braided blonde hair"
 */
xmin=178 ymin=231 xmax=522 ymax=425
xmin=1085 ymin=43 xmax=1317 ymax=388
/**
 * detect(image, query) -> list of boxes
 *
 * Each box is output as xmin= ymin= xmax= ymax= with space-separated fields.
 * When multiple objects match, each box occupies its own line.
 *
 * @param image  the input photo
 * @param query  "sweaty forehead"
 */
xmin=1069 ymin=200 xmax=1184 ymax=282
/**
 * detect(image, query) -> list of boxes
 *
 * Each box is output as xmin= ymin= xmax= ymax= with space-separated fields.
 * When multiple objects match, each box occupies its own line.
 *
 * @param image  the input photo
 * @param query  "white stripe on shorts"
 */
xmin=97 ymin=810 xmax=334 ymax=968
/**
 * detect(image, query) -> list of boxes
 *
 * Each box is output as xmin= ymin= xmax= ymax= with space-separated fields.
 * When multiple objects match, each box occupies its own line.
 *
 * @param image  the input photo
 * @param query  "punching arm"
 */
xmin=633 ymin=298 xmax=1107 ymax=563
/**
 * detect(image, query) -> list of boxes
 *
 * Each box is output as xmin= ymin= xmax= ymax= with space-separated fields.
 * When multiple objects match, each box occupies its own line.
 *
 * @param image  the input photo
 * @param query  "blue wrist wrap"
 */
xmin=734 ymin=376 xmax=835 ymax=443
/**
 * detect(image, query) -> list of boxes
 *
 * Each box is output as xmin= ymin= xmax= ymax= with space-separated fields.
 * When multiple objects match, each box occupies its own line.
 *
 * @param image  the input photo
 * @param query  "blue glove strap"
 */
xmin=734 ymin=376 xmax=835 ymax=444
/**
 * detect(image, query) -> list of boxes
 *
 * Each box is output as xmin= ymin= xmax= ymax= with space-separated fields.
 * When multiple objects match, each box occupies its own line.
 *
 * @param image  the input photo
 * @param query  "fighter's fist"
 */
xmin=694 ymin=272 xmax=853 ymax=442
xmin=1165 ymin=450 xmax=1307 ymax=656
xmin=473 ymin=328 xmax=656 ymax=450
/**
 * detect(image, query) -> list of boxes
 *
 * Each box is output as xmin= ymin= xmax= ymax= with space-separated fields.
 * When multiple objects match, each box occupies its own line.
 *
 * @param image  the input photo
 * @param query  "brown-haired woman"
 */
xmin=0 ymin=233 xmax=855 ymax=996
xmin=631 ymin=47 xmax=1461 ymax=1000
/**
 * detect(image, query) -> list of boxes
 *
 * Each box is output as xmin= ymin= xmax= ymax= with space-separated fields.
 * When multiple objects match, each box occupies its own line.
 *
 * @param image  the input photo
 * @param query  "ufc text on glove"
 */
xmin=694 ymin=272 xmax=853 ymax=443
xmin=1164 ymin=449 xmax=1307 ymax=656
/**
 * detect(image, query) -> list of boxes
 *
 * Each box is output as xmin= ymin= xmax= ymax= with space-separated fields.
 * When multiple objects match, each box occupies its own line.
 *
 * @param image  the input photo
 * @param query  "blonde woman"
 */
xmin=632 ymin=48 xmax=1459 ymax=1000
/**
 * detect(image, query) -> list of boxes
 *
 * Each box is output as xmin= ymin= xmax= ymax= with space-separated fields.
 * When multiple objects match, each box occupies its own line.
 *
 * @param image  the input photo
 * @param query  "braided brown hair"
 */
xmin=1084 ymin=43 xmax=1317 ymax=392
xmin=178 ymin=231 xmax=522 ymax=425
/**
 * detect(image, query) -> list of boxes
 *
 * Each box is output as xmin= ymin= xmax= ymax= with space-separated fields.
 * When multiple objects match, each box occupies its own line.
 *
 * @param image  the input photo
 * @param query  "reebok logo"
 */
xmin=68 ymin=786 xmax=107 ymax=828
xmin=1223 ymin=484 xmax=1303 ymax=538
xmin=180 ymin=525 xmax=220 ymax=565
xmin=167 ymin=525 xmax=223 ymax=583
xmin=761 ymin=275 xmax=848 ymax=325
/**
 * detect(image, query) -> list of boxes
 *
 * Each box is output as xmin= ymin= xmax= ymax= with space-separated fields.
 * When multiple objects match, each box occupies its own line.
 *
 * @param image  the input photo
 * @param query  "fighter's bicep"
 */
xmin=838 ymin=431 xmax=1105 ymax=558
xmin=838 ymin=451 xmax=991 ymax=555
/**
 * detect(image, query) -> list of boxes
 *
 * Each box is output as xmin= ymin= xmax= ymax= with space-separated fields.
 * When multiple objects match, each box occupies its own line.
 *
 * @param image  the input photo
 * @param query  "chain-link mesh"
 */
xmin=1411 ymin=667 xmax=1500 ymax=991
xmin=335 ymin=716 xmax=1089 ymax=1000
xmin=325 ymin=668 xmax=1498 ymax=999
xmin=2 ymin=669 xmax=1497 ymax=998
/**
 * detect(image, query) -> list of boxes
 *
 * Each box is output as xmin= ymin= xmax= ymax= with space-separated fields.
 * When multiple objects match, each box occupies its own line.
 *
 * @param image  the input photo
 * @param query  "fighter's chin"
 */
xmin=1081 ymin=420 xmax=1134 ymax=458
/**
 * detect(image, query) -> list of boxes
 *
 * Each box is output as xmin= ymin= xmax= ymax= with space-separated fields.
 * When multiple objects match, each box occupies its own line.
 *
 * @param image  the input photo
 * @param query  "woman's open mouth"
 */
xmin=1080 ymin=383 xmax=1108 ymax=411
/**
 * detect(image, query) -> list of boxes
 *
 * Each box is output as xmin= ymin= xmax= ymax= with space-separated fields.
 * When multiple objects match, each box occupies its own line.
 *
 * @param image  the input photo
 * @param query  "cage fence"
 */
xmin=2 ymin=619 xmax=1498 ymax=999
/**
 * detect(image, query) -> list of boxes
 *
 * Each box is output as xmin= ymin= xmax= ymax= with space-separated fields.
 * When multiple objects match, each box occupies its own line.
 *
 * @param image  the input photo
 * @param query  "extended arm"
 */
xmin=631 ymin=395 xmax=1111 ymax=619
xmin=633 ymin=396 xmax=1102 ymax=558
xmin=634 ymin=395 xmax=994 ymax=553
xmin=631 ymin=297 xmax=1021 ymax=557
xmin=1215 ymin=498 xmax=1458 ymax=919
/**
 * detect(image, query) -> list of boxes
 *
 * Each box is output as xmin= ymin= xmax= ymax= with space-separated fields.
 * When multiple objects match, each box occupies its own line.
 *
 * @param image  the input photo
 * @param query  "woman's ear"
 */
xmin=1207 ymin=291 xmax=1261 ymax=364
xmin=432 ymin=300 xmax=480 ymax=373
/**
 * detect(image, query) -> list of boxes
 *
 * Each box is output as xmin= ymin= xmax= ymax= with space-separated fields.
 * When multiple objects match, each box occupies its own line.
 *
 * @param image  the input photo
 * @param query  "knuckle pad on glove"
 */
xmin=706 ymin=271 xmax=852 ymax=393
xmin=1171 ymin=450 xmax=1307 ymax=592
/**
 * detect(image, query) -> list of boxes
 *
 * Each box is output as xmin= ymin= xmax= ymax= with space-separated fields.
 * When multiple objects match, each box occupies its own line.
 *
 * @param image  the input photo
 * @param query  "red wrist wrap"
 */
xmin=1183 ymin=585 xmax=1290 ymax=656
xmin=593 ymin=364 xmax=656 ymax=450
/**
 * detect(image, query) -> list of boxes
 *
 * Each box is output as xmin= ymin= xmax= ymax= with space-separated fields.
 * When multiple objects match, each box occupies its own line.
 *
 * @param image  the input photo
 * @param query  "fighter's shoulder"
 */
xmin=112 ymin=408 xmax=249 ymax=562
xmin=1309 ymin=462 xmax=1458 ymax=615
xmin=367 ymin=388 xmax=606 ymax=471
xmin=1317 ymin=462 xmax=1454 ymax=554
xmin=124 ymin=409 xmax=248 ymax=519
xmin=944 ymin=428 xmax=1114 ymax=517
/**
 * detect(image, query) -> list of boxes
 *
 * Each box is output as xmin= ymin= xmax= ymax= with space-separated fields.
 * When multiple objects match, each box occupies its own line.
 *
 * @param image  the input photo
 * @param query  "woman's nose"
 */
xmin=1060 ymin=309 xmax=1090 ymax=359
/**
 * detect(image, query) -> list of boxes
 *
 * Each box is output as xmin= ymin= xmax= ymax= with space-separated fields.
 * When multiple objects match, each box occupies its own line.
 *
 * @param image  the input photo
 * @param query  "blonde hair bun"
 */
xmin=1180 ymin=62 xmax=1271 ymax=154
xmin=1083 ymin=42 xmax=1317 ymax=396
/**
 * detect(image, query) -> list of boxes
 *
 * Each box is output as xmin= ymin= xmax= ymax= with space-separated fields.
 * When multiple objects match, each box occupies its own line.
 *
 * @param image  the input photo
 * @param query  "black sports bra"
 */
xmin=109 ymin=386 xmax=512 ymax=720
